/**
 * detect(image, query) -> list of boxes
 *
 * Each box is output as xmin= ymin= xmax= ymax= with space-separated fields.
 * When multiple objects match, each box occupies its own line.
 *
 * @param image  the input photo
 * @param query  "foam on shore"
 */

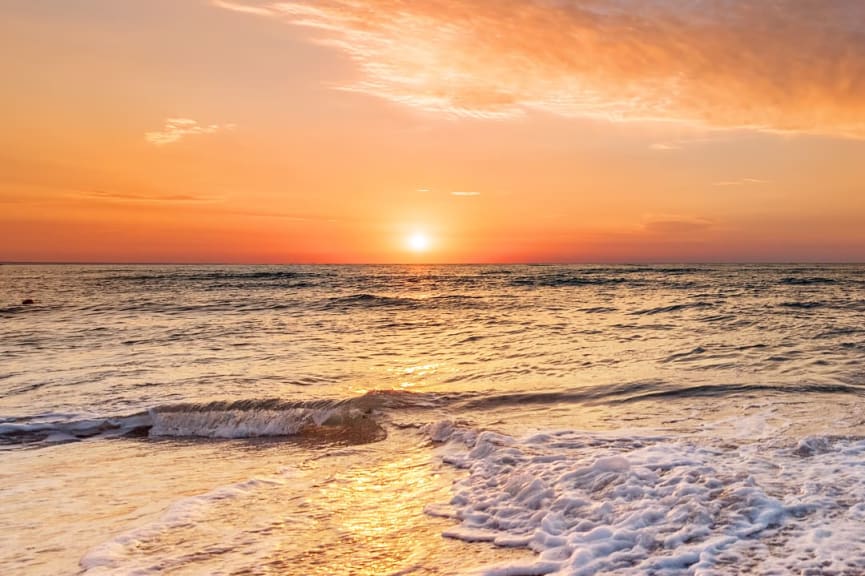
xmin=426 ymin=423 xmax=865 ymax=575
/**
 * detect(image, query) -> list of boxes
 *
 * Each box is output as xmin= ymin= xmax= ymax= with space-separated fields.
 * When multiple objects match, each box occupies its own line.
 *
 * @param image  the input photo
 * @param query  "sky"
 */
xmin=2 ymin=0 xmax=865 ymax=263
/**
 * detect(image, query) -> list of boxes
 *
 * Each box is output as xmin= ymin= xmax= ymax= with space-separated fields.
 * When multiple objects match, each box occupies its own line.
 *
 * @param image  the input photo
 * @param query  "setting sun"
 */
xmin=407 ymin=232 xmax=430 ymax=252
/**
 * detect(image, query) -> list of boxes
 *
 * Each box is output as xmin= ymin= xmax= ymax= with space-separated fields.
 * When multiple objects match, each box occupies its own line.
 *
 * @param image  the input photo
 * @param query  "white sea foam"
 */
xmin=427 ymin=423 xmax=865 ymax=575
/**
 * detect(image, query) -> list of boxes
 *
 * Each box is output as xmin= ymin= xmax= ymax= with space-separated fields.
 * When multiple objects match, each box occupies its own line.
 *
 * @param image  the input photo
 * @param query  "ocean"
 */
xmin=2 ymin=264 xmax=865 ymax=575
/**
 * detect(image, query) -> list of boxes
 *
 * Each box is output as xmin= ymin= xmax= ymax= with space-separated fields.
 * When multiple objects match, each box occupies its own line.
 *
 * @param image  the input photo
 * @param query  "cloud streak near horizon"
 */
xmin=145 ymin=118 xmax=235 ymax=145
xmin=216 ymin=0 xmax=865 ymax=137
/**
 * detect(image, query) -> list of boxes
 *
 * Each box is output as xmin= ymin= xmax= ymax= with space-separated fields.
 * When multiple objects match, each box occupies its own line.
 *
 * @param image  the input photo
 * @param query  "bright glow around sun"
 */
xmin=407 ymin=232 xmax=430 ymax=252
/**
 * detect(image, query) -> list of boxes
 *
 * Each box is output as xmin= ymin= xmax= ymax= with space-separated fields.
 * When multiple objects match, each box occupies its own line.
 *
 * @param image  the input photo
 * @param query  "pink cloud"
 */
xmin=215 ymin=0 xmax=865 ymax=137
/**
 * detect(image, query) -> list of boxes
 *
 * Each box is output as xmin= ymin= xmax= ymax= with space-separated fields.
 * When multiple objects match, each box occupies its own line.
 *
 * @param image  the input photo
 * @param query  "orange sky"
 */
xmin=2 ymin=0 xmax=865 ymax=263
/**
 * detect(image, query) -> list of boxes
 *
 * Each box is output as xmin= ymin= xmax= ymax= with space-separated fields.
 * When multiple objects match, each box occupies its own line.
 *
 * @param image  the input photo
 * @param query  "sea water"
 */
xmin=2 ymin=264 xmax=865 ymax=574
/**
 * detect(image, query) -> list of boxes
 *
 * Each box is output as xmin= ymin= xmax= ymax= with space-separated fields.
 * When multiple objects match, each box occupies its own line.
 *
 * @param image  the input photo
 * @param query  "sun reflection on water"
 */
xmin=274 ymin=437 xmax=531 ymax=575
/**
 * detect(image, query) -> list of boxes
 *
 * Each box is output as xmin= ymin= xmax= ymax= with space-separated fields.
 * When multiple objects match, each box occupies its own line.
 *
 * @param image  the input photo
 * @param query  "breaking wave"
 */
xmin=5 ymin=383 xmax=865 ymax=448
xmin=147 ymin=398 xmax=385 ymax=442
xmin=0 ymin=391 xmax=451 ymax=446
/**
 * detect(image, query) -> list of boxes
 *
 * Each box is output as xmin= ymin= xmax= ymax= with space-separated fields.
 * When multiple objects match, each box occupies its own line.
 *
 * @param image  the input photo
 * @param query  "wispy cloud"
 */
xmin=145 ymin=118 xmax=235 ymax=146
xmin=412 ymin=187 xmax=481 ymax=196
xmin=211 ymin=0 xmax=274 ymax=17
xmin=77 ymin=190 xmax=222 ymax=203
xmin=215 ymin=1 xmax=865 ymax=137
xmin=642 ymin=215 xmax=714 ymax=236
xmin=649 ymin=142 xmax=682 ymax=151
xmin=76 ymin=189 xmax=338 ymax=221
xmin=649 ymin=135 xmax=737 ymax=151
xmin=221 ymin=209 xmax=339 ymax=222
xmin=713 ymin=178 xmax=771 ymax=187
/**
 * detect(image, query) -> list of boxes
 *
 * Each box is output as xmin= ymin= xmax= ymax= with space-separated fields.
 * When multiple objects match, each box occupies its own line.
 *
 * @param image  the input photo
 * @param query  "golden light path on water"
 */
xmin=1 ymin=428 xmax=533 ymax=575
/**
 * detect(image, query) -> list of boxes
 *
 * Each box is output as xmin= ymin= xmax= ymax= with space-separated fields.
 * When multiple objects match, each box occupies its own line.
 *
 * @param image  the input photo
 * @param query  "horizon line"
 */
xmin=3 ymin=260 xmax=865 ymax=266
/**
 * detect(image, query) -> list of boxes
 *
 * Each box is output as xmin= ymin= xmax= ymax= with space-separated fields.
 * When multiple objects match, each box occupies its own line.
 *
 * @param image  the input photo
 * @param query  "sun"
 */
xmin=407 ymin=232 xmax=430 ymax=252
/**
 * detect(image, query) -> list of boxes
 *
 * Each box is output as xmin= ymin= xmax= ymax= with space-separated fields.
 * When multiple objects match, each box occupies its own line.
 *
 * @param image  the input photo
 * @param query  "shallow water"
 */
xmin=2 ymin=264 xmax=865 ymax=574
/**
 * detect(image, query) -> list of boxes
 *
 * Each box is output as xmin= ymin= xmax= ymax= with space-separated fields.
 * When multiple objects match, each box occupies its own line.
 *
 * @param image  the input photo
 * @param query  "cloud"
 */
xmin=145 ymin=118 xmax=235 ymax=146
xmin=649 ymin=142 xmax=682 ymax=151
xmin=713 ymin=178 xmax=770 ymax=187
xmin=215 ymin=0 xmax=865 ymax=137
xmin=75 ymin=190 xmax=338 ymax=221
xmin=78 ymin=190 xmax=222 ymax=203
xmin=211 ymin=0 xmax=274 ymax=17
xmin=642 ymin=215 xmax=714 ymax=237
xmin=411 ymin=187 xmax=481 ymax=196
xmin=219 ymin=209 xmax=339 ymax=222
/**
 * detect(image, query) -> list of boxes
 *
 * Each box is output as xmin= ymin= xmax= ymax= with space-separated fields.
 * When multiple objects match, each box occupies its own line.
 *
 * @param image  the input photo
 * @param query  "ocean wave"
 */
xmin=629 ymin=301 xmax=715 ymax=315
xmin=324 ymin=293 xmax=419 ymax=308
xmin=107 ymin=270 xmax=315 ymax=283
xmin=0 ymin=390 xmax=457 ymax=447
xmin=0 ymin=302 xmax=61 ymax=317
xmin=815 ymin=326 xmax=865 ymax=339
xmin=0 ymin=305 xmax=30 ymax=317
xmin=661 ymin=346 xmax=707 ymax=363
xmin=147 ymin=398 xmax=382 ymax=440
xmin=83 ymin=269 xmax=327 ymax=295
xmin=3 ymin=383 xmax=863 ymax=448
xmin=319 ymin=293 xmax=485 ymax=311
xmin=780 ymin=276 xmax=838 ymax=285
xmin=510 ymin=274 xmax=629 ymax=287
xmin=0 ymin=414 xmax=152 ymax=446
xmin=172 ymin=390 xmax=460 ymax=438
xmin=457 ymin=382 xmax=865 ymax=411
xmin=619 ymin=382 xmax=865 ymax=403
xmin=580 ymin=306 xmax=618 ymax=314
xmin=779 ymin=300 xmax=825 ymax=309
xmin=456 ymin=382 xmax=661 ymax=410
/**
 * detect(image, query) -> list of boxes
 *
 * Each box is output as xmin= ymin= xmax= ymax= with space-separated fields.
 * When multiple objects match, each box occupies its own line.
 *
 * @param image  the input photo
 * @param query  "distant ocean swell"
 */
xmin=53 ymin=265 xmax=865 ymax=294
xmin=5 ymin=295 xmax=864 ymax=318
